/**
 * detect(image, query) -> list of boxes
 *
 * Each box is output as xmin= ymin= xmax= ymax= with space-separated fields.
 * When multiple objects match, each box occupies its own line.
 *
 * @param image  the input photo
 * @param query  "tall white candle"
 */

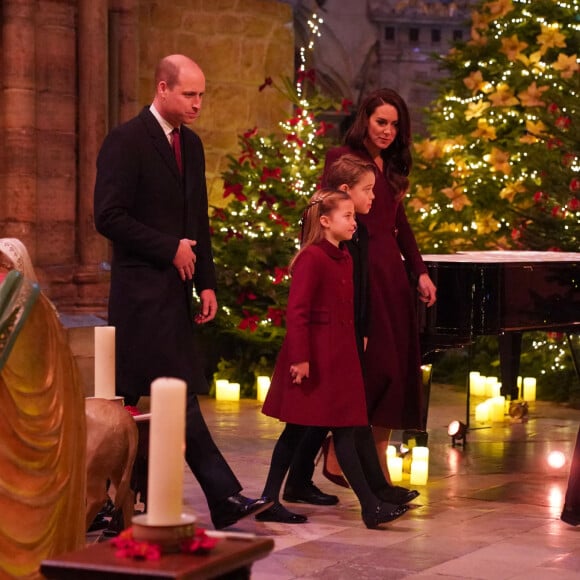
xmin=94 ymin=326 xmax=116 ymax=399
xmin=147 ymin=377 xmax=187 ymax=525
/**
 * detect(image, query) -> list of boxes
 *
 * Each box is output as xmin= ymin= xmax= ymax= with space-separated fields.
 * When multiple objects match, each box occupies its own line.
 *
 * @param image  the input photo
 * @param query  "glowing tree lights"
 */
xmin=408 ymin=0 xmax=578 ymax=254
xmin=408 ymin=0 xmax=579 ymax=402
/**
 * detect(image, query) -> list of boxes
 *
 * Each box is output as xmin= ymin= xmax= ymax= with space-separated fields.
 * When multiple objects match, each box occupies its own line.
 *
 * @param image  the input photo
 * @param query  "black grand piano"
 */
xmin=417 ymin=251 xmax=580 ymax=418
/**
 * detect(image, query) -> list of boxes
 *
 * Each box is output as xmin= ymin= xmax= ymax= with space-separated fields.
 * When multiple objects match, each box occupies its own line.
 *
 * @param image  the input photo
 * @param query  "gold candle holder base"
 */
xmin=132 ymin=513 xmax=196 ymax=552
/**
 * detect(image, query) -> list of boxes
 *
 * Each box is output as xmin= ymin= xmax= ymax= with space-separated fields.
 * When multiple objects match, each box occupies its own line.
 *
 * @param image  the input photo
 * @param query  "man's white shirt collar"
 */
xmin=150 ymin=104 xmax=175 ymax=143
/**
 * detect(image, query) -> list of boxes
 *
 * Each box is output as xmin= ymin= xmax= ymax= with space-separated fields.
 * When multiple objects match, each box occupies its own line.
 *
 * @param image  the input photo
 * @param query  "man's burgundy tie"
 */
xmin=171 ymin=128 xmax=183 ymax=175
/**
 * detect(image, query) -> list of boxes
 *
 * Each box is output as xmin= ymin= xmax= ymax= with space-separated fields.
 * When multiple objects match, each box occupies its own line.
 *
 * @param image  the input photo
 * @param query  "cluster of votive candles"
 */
xmin=387 ymin=445 xmax=429 ymax=485
xmin=215 ymin=376 xmax=271 ymax=402
xmin=469 ymin=371 xmax=536 ymax=424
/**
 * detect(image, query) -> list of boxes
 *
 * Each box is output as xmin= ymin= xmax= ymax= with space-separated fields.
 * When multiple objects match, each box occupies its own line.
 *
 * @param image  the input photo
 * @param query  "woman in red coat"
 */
xmin=259 ymin=189 xmax=409 ymax=529
xmin=323 ymin=89 xmax=437 ymax=481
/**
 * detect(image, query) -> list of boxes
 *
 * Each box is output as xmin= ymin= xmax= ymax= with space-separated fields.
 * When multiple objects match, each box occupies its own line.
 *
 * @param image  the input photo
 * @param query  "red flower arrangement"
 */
xmin=111 ymin=527 xmax=219 ymax=561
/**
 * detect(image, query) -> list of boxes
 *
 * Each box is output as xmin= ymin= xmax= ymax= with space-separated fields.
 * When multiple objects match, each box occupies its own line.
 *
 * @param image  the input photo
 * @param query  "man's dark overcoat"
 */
xmin=94 ymin=107 xmax=216 ymax=400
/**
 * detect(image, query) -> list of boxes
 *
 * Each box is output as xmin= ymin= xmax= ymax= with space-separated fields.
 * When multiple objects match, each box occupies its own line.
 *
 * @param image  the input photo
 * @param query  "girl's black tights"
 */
xmin=262 ymin=423 xmax=308 ymax=501
xmin=262 ymin=423 xmax=394 ymax=514
xmin=332 ymin=426 xmax=392 ymax=512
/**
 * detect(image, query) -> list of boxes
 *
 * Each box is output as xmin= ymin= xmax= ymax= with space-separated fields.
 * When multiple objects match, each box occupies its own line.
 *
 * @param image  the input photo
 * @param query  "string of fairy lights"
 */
xmin=280 ymin=13 xmax=325 ymax=199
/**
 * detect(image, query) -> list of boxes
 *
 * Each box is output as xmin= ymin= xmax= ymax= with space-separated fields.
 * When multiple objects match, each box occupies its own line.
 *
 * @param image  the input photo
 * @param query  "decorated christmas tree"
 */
xmin=408 ymin=0 xmax=579 ymax=402
xmin=408 ymin=0 xmax=579 ymax=253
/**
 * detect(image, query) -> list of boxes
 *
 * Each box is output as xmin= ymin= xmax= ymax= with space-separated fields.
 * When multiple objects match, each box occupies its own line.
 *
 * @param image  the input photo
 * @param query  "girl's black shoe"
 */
xmin=255 ymin=502 xmax=308 ymax=524
xmin=362 ymin=503 xmax=409 ymax=529
xmin=376 ymin=485 xmax=420 ymax=504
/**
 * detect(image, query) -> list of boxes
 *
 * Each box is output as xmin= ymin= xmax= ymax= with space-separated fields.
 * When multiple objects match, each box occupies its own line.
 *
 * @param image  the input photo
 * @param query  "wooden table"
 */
xmin=40 ymin=536 xmax=274 ymax=579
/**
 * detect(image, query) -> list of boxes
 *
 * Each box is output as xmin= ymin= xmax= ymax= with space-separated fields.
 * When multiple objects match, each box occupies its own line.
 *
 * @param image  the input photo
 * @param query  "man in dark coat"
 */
xmin=94 ymin=54 xmax=270 ymax=529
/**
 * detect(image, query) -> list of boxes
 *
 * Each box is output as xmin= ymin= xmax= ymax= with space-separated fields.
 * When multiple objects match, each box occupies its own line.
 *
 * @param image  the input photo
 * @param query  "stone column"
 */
xmin=1 ymin=0 xmax=37 ymax=253
xmin=114 ymin=0 xmax=140 ymax=124
xmin=76 ymin=0 xmax=109 ymax=310
xmin=73 ymin=0 xmax=139 ymax=312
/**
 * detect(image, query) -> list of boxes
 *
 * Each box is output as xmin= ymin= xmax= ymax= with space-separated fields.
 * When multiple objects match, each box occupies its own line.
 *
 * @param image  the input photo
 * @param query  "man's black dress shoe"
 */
xmin=376 ymin=485 xmax=420 ymax=505
xmin=255 ymin=502 xmax=308 ymax=524
xmin=211 ymin=494 xmax=273 ymax=530
xmin=283 ymin=482 xmax=339 ymax=506
xmin=362 ymin=503 xmax=409 ymax=529
xmin=561 ymin=507 xmax=580 ymax=526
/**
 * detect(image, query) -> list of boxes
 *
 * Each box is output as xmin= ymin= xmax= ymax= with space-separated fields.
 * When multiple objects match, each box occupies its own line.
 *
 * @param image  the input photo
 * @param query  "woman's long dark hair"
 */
xmin=344 ymin=88 xmax=412 ymax=201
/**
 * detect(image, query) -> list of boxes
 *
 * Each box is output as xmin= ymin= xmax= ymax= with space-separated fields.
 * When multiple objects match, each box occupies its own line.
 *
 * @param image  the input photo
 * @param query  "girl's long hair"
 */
xmin=290 ymin=188 xmax=351 ymax=272
xmin=344 ymin=88 xmax=412 ymax=201
xmin=325 ymin=153 xmax=376 ymax=190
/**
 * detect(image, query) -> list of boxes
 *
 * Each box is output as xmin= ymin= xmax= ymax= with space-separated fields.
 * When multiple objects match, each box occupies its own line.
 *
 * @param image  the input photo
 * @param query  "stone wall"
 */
xmin=1 ymin=0 xmax=79 ymax=290
xmin=138 ymin=0 xmax=294 ymax=205
xmin=0 ymin=0 xmax=294 ymax=312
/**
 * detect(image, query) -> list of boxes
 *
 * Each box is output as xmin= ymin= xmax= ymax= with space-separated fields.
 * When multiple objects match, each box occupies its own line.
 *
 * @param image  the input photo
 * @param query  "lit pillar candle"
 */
xmin=523 ymin=377 xmax=536 ymax=401
xmin=490 ymin=396 xmax=506 ymax=422
xmin=387 ymin=456 xmax=403 ymax=482
xmin=147 ymin=377 xmax=186 ymax=525
xmin=485 ymin=376 xmax=498 ymax=397
xmin=475 ymin=401 xmax=490 ymax=423
xmin=472 ymin=375 xmax=486 ymax=397
xmin=386 ymin=445 xmax=397 ymax=459
xmin=257 ymin=376 xmax=271 ymax=402
xmin=412 ymin=446 xmax=429 ymax=462
xmin=215 ymin=379 xmax=229 ymax=399
xmin=94 ymin=326 xmax=115 ymax=399
xmin=469 ymin=371 xmax=481 ymax=395
xmin=517 ymin=376 xmax=522 ymax=399
xmin=409 ymin=460 xmax=428 ymax=485
xmin=216 ymin=381 xmax=240 ymax=401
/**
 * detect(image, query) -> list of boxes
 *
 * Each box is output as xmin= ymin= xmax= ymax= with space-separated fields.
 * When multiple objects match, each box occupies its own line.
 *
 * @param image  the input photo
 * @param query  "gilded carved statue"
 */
xmin=0 ymin=239 xmax=86 ymax=579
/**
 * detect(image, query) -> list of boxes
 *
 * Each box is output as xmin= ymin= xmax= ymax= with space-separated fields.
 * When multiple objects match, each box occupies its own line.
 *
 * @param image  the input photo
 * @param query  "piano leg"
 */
xmin=567 ymin=334 xmax=580 ymax=381
xmin=498 ymin=332 xmax=522 ymax=400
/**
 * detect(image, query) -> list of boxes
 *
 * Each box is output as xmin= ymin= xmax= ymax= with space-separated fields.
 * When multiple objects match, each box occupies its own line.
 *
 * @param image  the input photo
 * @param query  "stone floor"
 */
xmin=90 ymin=383 xmax=580 ymax=579
xmin=170 ymin=384 xmax=580 ymax=580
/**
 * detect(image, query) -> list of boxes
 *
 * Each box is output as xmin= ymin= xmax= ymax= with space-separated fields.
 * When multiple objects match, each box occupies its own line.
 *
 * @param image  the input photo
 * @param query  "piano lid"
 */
xmin=418 ymin=250 xmax=580 ymax=339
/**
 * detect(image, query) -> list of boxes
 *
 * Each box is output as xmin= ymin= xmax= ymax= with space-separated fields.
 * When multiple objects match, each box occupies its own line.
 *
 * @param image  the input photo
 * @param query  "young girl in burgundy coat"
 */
xmin=258 ymin=189 xmax=409 ymax=529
